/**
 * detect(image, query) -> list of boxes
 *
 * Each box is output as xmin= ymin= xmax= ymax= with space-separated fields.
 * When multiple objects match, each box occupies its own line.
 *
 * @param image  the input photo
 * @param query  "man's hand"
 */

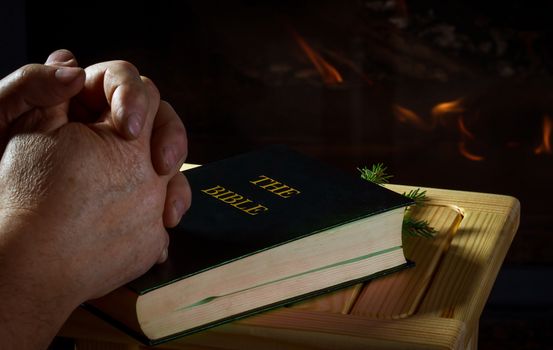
xmin=44 ymin=50 xmax=190 ymax=229
xmin=0 ymin=58 xmax=85 ymax=145
xmin=0 ymin=51 xmax=191 ymax=349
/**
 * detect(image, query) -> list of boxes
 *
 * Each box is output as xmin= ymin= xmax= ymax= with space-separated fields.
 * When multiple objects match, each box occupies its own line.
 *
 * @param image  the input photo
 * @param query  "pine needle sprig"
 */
xmin=358 ymin=163 xmax=393 ymax=184
xmin=403 ymin=188 xmax=429 ymax=207
xmin=359 ymin=163 xmax=436 ymax=239
xmin=402 ymin=217 xmax=436 ymax=238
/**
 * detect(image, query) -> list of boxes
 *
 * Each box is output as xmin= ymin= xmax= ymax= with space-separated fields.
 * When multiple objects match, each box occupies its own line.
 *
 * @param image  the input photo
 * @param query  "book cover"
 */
xmin=85 ymin=145 xmax=414 ymax=345
xmin=131 ymin=145 xmax=412 ymax=293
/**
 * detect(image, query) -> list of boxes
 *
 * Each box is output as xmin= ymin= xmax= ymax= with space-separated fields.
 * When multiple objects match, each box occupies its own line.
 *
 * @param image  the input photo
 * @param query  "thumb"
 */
xmin=0 ymin=63 xmax=85 ymax=129
xmin=45 ymin=49 xmax=79 ymax=68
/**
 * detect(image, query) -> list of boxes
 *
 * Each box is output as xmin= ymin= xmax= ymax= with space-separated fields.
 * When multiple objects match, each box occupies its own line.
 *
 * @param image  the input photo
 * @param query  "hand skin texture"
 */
xmin=0 ymin=50 xmax=191 ymax=349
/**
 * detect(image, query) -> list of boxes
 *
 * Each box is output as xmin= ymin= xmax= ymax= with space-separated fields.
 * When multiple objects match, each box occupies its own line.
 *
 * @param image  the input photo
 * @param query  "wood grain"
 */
xmin=351 ymin=205 xmax=463 ymax=319
xmin=287 ymin=284 xmax=362 ymax=314
xmin=61 ymin=183 xmax=519 ymax=350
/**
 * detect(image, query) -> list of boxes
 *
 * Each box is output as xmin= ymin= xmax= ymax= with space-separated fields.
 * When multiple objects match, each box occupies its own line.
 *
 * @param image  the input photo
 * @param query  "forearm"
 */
xmin=0 ymin=216 xmax=80 ymax=350
xmin=0 ymin=285 xmax=76 ymax=349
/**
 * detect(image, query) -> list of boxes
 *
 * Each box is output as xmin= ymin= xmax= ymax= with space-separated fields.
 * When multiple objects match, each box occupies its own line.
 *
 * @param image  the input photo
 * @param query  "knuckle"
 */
xmin=13 ymin=64 xmax=43 ymax=84
xmin=161 ymin=100 xmax=186 ymax=129
xmin=139 ymin=74 xmax=153 ymax=85
xmin=140 ymin=75 xmax=160 ymax=100
xmin=160 ymin=100 xmax=176 ymax=114
xmin=54 ymin=48 xmax=75 ymax=58
xmin=111 ymin=60 xmax=139 ymax=75
xmin=176 ymin=125 xmax=188 ymax=153
xmin=46 ymin=49 xmax=76 ymax=65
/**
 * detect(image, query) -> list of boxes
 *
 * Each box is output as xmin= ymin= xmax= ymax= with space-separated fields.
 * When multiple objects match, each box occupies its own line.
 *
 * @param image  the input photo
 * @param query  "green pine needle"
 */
xmin=359 ymin=163 xmax=436 ymax=239
xmin=358 ymin=163 xmax=393 ymax=184
xmin=402 ymin=217 xmax=437 ymax=238
xmin=403 ymin=188 xmax=429 ymax=207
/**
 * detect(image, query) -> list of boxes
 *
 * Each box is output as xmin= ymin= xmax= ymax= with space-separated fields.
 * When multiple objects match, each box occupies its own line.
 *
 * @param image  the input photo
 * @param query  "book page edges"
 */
xmin=148 ymin=260 xmax=412 ymax=345
xmin=139 ymin=208 xmax=405 ymax=314
xmin=138 ymin=208 xmax=407 ymax=340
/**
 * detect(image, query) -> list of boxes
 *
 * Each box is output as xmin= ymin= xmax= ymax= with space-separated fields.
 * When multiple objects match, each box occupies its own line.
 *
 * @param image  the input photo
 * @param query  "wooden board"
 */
xmin=351 ymin=204 xmax=463 ymax=319
xmin=59 ymin=179 xmax=520 ymax=350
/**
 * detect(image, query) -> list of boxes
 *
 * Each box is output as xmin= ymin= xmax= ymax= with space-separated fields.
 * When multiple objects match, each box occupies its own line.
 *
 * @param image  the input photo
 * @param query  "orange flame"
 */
xmin=458 ymin=141 xmax=485 ymax=161
xmin=292 ymin=32 xmax=343 ymax=85
xmin=534 ymin=115 xmax=552 ymax=154
xmin=457 ymin=117 xmax=475 ymax=139
xmin=324 ymin=50 xmax=374 ymax=86
xmin=395 ymin=98 xmax=552 ymax=160
xmin=395 ymin=98 xmax=466 ymax=131
xmin=393 ymin=105 xmax=432 ymax=131
xmin=457 ymin=117 xmax=485 ymax=160
xmin=431 ymin=98 xmax=465 ymax=126
xmin=432 ymin=99 xmax=485 ymax=161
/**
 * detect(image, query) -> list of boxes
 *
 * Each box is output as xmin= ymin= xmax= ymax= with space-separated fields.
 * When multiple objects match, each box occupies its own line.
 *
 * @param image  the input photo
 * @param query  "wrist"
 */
xmin=0 ymin=209 xmax=83 ymax=313
xmin=0 ymin=210 xmax=83 ymax=349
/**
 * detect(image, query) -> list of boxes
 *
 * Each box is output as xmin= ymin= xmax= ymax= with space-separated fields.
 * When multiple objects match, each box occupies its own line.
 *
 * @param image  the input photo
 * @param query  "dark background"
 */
xmin=2 ymin=1 xmax=552 ymax=348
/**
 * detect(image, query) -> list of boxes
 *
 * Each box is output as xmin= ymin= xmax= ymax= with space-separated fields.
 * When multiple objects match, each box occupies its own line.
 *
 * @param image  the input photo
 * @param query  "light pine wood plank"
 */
xmin=64 ymin=303 xmax=465 ymax=350
xmin=408 ymin=189 xmax=519 ymax=350
xmin=464 ymin=320 xmax=479 ymax=350
xmin=386 ymin=185 xmax=518 ymax=215
xmin=287 ymin=284 xmax=362 ymax=314
xmin=180 ymin=309 xmax=467 ymax=350
xmin=417 ymin=208 xmax=519 ymax=322
xmin=351 ymin=204 xmax=463 ymax=318
xmin=60 ymin=185 xmax=519 ymax=350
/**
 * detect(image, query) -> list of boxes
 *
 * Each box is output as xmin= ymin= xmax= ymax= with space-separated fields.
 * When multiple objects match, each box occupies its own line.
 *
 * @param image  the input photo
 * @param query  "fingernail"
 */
xmin=127 ymin=113 xmax=142 ymax=138
xmin=55 ymin=67 xmax=82 ymax=84
xmin=47 ymin=57 xmax=75 ymax=66
xmin=163 ymin=145 xmax=179 ymax=171
xmin=46 ymin=49 xmax=75 ymax=65
xmin=173 ymin=199 xmax=185 ymax=218
xmin=158 ymin=247 xmax=168 ymax=264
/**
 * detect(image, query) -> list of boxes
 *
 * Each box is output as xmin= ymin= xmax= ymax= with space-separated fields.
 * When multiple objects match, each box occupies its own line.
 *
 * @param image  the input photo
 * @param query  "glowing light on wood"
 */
xmin=534 ymin=115 xmax=552 ymax=155
xmin=292 ymin=32 xmax=343 ymax=85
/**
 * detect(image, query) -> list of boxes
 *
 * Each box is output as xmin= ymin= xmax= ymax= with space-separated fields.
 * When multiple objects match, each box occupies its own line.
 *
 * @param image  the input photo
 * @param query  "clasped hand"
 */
xmin=0 ymin=49 xmax=191 ymax=349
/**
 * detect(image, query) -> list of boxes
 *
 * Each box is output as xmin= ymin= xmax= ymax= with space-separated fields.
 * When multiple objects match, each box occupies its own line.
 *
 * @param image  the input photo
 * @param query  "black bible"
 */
xmin=85 ymin=145 xmax=413 ymax=345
